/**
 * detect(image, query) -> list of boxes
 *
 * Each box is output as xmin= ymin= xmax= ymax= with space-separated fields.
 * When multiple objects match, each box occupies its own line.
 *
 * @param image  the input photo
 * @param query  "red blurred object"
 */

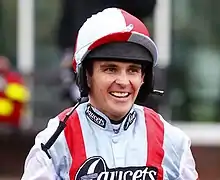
xmin=0 ymin=56 xmax=29 ymax=128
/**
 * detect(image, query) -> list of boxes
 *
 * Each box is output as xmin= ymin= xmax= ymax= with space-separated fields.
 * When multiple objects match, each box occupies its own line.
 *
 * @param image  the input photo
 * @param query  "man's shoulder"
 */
xmin=134 ymin=104 xmax=190 ymax=158
xmin=57 ymin=107 xmax=75 ymax=120
xmin=160 ymin=115 xmax=189 ymax=141
xmin=57 ymin=102 xmax=87 ymax=122
xmin=54 ymin=103 xmax=88 ymax=134
xmin=158 ymin=114 xmax=190 ymax=154
xmin=143 ymin=106 xmax=159 ymax=118
xmin=36 ymin=106 xmax=78 ymax=143
xmin=135 ymin=104 xmax=189 ymax=141
xmin=134 ymin=104 xmax=161 ymax=122
xmin=134 ymin=104 xmax=159 ymax=115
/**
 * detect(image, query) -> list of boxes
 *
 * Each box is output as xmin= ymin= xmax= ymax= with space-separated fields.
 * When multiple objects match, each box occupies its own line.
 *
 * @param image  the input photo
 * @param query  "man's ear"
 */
xmin=141 ymin=73 xmax=145 ymax=85
xmin=86 ymin=70 xmax=91 ymax=88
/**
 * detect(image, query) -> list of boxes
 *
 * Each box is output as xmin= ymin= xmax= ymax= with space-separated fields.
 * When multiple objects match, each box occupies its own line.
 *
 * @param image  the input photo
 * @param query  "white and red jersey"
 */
xmin=21 ymin=102 xmax=199 ymax=180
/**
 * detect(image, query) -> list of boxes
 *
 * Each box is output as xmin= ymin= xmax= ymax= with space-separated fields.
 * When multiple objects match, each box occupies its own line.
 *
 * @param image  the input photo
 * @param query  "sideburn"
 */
xmin=83 ymin=59 xmax=94 ymax=89
xmin=86 ymin=70 xmax=92 ymax=88
xmin=83 ymin=59 xmax=94 ymax=76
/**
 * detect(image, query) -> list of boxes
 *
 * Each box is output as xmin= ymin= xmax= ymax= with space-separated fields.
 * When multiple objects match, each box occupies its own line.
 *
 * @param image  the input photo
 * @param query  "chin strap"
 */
xmin=41 ymin=97 xmax=89 ymax=159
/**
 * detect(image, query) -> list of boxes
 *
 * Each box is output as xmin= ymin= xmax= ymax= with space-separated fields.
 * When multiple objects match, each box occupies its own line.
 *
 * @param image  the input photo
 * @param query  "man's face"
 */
xmin=87 ymin=60 xmax=144 ymax=120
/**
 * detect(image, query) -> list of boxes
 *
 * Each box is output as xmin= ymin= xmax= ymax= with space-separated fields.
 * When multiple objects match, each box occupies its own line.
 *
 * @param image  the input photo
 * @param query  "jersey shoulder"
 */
xmin=140 ymin=105 xmax=190 ymax=154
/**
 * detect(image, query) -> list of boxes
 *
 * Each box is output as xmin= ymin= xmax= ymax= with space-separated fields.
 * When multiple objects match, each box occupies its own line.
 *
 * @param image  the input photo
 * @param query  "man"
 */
xmin=22 ymin=8 xmax=199 ymax=180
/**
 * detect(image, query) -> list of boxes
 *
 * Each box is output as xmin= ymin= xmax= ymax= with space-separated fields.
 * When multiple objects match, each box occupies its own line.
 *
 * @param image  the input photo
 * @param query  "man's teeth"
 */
xmin=110 ymin=92 xmax=129 ymax=97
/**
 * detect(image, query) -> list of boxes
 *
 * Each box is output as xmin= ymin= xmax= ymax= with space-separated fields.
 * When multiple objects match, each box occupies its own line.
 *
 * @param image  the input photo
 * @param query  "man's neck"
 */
xmin=87 ymin=102 xmax=129 ymax=123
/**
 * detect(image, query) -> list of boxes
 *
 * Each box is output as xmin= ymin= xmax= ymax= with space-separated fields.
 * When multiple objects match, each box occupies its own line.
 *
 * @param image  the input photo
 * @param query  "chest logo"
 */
xmin=75 ymin=156 xmax=158 ymax=180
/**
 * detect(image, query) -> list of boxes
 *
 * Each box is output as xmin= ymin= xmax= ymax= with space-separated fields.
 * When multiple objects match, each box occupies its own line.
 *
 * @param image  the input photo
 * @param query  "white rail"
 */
xmin=17 ymin=0 xmax=34 ymax=74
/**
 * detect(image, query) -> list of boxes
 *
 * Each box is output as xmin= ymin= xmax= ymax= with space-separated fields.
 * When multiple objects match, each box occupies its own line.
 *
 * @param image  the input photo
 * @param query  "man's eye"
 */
xmin=105 ymin=68 xmax=116 ymax=73
xmin=128 ymin=68 xmax=140 ymax=73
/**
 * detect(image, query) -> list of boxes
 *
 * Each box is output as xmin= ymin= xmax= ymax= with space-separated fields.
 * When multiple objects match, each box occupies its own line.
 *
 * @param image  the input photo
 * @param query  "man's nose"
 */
xmin=115 ymin=72 xmax=130 ymax=87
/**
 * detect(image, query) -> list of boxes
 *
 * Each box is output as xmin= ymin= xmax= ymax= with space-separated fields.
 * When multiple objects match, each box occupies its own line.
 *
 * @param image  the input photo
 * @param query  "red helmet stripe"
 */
xmin=120 ymin=9 xmax=149 ymax=36
xmin=88 ymin=32 xmax=131 ymax=50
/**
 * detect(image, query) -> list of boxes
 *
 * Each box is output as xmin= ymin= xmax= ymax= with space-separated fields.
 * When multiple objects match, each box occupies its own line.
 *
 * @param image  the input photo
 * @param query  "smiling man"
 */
xmin=22 ymin=8 xmax=199 ymax=180
xmin=87 ymin=59 xmax=144 ymax=120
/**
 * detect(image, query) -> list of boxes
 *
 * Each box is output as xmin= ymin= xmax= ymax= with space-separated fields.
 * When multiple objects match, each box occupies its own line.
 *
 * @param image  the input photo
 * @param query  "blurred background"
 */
xmin=0 ymin=0 xmax=219 ymax=179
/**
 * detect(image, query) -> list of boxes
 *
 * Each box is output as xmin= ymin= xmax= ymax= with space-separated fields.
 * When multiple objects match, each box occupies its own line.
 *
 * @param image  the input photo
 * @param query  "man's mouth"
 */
xmin=110 ymin=92 xmax=130 ymax=98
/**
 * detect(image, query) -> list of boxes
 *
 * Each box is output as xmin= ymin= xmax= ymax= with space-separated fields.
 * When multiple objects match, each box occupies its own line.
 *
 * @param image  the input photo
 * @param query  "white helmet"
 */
xmin=72 ymin=7 xmax=159 ymax=98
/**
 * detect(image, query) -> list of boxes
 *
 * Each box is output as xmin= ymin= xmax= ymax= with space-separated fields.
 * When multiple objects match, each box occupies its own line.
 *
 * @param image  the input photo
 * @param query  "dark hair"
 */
xmin=83 ymin=58 xmax=94 ymax=76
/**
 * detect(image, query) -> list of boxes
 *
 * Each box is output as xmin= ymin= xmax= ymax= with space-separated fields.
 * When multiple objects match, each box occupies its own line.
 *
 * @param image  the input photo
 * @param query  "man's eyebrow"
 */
xmin=100 ymin=63 xmax=118 ymax=68
xmin=129 ymin=64 xmax=142 ymax=68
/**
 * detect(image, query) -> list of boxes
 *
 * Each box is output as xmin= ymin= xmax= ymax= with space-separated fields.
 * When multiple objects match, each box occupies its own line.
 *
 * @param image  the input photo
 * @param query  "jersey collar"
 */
xmin=85 ymin=103 xmax=137 ymax=133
